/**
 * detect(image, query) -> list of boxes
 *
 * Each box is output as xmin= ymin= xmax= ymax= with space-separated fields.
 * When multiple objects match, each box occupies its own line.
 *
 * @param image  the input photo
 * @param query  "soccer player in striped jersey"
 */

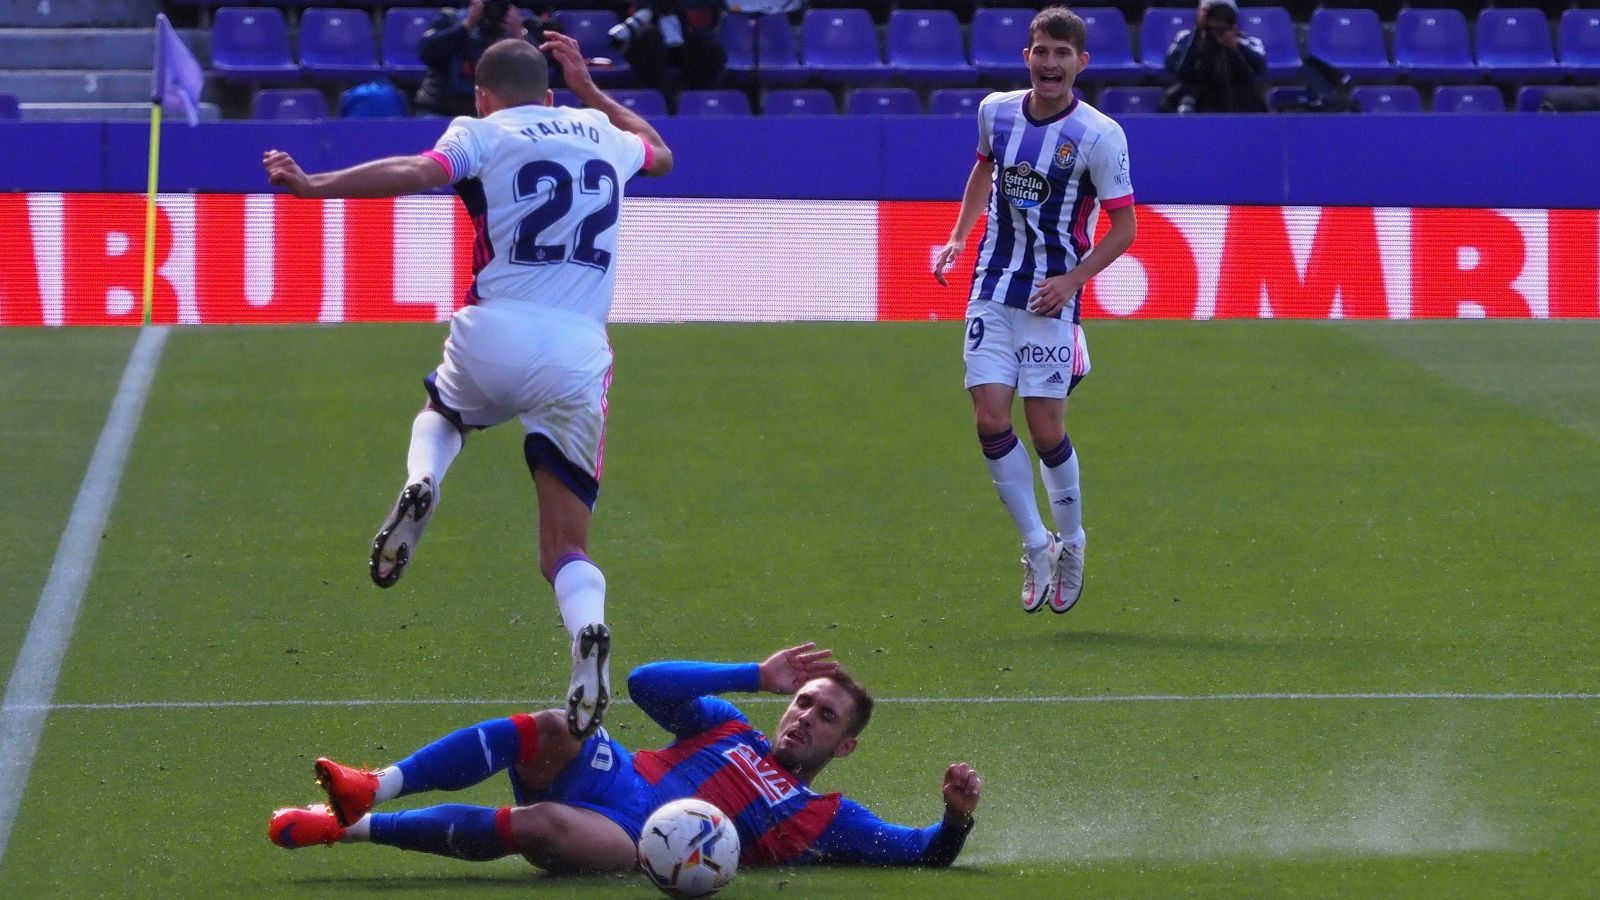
xmin=263 ymin=34 xmax=672 ymax=739
xmin=269 ymin=643 xmax=982 ymax=873
xmin=933 ymin=6 xmax=1137 ymax=616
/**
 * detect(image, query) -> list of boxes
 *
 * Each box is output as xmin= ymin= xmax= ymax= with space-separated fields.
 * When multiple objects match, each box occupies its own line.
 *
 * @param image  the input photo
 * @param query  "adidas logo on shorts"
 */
xmin=1045 ymin=372 xmax=1065 ymax=385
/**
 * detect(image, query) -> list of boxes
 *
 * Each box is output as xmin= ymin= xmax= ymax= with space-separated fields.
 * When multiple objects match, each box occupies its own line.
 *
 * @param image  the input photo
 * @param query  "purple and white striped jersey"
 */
xmin=968 ymin=90 xmax=1135 ymax=322
xmin=424 ymin=104 xmax=650 ymax=327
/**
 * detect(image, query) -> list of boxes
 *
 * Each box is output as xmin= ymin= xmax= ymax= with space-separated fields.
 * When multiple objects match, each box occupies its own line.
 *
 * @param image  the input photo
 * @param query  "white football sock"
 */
xmin=553 ymin=557 xmax=606 ymax=642
xmin=342 ymin=814 xmax=371 ymax=842
xmin=986 ymin=441 xmax=1051 ymax=552
xmin=373 ymin=765 xmax=403 ymax=805
xmin=1040 ymin=450 xmax=1085 ymax=548
xmin=406 ymin=409 xmax=463 ymax=488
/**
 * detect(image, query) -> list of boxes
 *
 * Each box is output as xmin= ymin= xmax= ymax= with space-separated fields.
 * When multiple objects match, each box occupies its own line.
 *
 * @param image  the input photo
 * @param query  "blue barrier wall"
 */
xmin=5 ymin=114 xmax=1600 ymax=207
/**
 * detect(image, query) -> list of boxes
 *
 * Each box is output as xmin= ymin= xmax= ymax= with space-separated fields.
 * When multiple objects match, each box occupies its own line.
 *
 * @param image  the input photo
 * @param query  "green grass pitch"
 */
xmin=1 ymin=321 xmax=1597 ymax=897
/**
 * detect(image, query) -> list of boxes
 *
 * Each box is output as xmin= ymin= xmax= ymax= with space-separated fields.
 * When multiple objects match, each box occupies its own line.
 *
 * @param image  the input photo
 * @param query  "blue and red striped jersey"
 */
xmin=627 ymin=661 xmax=972 ymax=867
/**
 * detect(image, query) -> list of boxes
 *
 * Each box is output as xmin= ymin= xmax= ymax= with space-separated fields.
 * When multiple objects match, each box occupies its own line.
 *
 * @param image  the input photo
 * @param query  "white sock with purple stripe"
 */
xmin=981 ymin=429 xmax=1051 ymax=553
xmin=1039 ymin=435 xmax=1084 ymax=547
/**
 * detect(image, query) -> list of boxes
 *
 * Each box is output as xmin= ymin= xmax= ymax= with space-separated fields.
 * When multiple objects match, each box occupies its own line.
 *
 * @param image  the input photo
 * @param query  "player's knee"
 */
xmin=974 ymin=409 xmax=1012 ymax=436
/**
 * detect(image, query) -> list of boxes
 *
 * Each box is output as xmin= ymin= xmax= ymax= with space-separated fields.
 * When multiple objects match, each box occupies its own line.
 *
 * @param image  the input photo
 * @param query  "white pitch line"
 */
xmin=0 ymin=326 xmax=169 ymax=868
xmin=5 ymin=691 xmax=1598 ymax=713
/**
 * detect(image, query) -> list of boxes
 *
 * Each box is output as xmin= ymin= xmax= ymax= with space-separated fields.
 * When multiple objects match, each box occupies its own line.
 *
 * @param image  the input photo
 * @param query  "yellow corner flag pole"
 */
xmin=142 ymin=101 xmax=163 ymax=327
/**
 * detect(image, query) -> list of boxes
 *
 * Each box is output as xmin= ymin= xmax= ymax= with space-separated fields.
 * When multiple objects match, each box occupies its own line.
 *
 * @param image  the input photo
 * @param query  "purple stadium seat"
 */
xmin=252 ymin=88 xmax=329 ymax=120
xmin=609 ymin=89 xmax=668 ymax=116
xmin=552 ymin=10 xmax=631 ymax=85
xmin=1096 ymin=86 xmax=1165 ymax=115
xmin=1352 ymin=84 xmax=1423 ymax=113
xmin=720 ymin=13 xmax=808 ymax=85
xmin=1306 ymin=8 xmax=1392 ymax=82
xmin=1140 ymin=7 xmax=1191 ymax=75
xmin=763 ymin=88 xmax=837 ymax=115
xmin=383 ymin=8 xmax=433 ymax=84
xmin=1073 ymin=8 xmax=1142 ymax=84
xmin=1238 ymin=7 xmax=1303 ymax=81
xmin=1266 ymin=85 xmax=1312 ymax=111
xmin=1516 ymin=84 xmax=1563 ymax=112
xmin=1475 ymin=9 xmax=1561 ymax=82
xmin=677 ymin=89 xmax=751 ymax=116
xmin=1432 ymin=85 xmax=1506 ymax=113
xmin=846 ymin=87 xmax=921 ymax=115
xmin=1559 ymin=9 xmax=1600 ymax=78
xmin=1393 ymin=9 xmax=1478 ymax=82
xmin=929 ymin=87 xmax=991 ymax=116
xmin=211 ymin=7 xmax=300 ymax=84
xmin=299 ymin=8 xmax=382 ymax=83
xmin=802 ymin=8 xmax=890 ymax=83
xmin=970 ymin=8 xmax=1030 ymax=82
xmin=0 ymin=93 xmax=19 ymax=121
xmin=886 ymin=9 xmax=976 ymax=84
xmin=553 ymin=88 xmax=580 ymax=107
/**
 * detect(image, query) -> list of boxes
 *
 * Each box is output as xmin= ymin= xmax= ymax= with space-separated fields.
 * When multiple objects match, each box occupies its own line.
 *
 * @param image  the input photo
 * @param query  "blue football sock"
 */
xmin=368 ymin=805 xmax=510 ymax=861
xmin=394 ymin=717 xmax=529 ymax=796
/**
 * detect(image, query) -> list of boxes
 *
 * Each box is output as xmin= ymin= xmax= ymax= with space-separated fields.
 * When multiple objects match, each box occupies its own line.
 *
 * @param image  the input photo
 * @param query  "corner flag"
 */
xmin=152 ymin=13 xmax=203 ymax=126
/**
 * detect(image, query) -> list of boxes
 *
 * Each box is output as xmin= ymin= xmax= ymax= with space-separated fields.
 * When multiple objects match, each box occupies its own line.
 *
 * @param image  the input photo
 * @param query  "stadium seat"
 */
xmin=611 ymin=89 xmax=668 ymax=117
xmin=802 ymin=8 xmax=890 ymax=83
xmin=886 ymin=9 xmax=976 ymax=85
xmin=553 ymin=88 xmax=580 ymax=107
xmin=1351 ymin=84 xmax=1423 ymax=113
xmin=1238 ymin=7 xmax=1303 ymax=81
xmin=0 ymin=92 xmax=19 ymax=120
xmin=1140 ymin=7 xmax=1191 ymax=75
xmin=970 ymin=8 xmax=1031 ymax=82
xmin=763 ymin=88 xmax=837 ymax=115
xmin=1516 ymin=84 xmax=1563 ymax=112
xmin=1096 ymin=85 xmax=1165 ymax=115
xmin=299 ymin=8 xmax=382 ymax=83
xmin=929 ymin=87 xmax=991 ymax=116
xmin=1475 ymin=9 xmax=1561 ymax=82
xmin=1432 ymin=85 xmax=1506 ymax=112
xmin=252 ymin=87 xmax=329 ymax=120
xmin=383 ymin=8 xmax=433 ymax=84
xmin=719 ymin=13 xmax=808 ymax=85
xmin=846 ymin=87 xmax=920 ymax=115
xmin=211 ymin=7 xmax=300 ymax=84
xmin=1074 ymin=8 xmax=1143 ymax=84
xmin=1393 ymin=9 xmax=1478 ymax=82
xmin=1266 ymin=85 xmax=1311 ymax=111
xmin=1306 ymin=8 xmax=1392 ymax=81
xmin=552 ymin=10 xmax=630 ymax=85
xmin=1559 ymin=9 xmax=1600 ymax=78
xmin=677 ymin=89 xmax=751 ymax=116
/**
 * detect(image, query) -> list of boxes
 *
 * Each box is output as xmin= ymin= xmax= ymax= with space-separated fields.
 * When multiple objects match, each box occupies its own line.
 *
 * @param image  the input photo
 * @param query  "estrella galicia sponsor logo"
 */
xmin=1052 ymin=139 xmax=1078 ymax=173
xmin=1015 ymin=344 xmax=1073 ymax=366
xmin=1001 ymin=161 xmax=1051 ymax=209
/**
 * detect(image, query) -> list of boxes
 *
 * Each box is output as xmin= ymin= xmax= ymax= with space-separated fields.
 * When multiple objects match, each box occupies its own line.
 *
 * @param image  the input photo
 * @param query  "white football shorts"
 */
xmin=428 ymin=302 xmax=612 ymax=479
xmin=961 ymin=299 xmax=1090 ymax=399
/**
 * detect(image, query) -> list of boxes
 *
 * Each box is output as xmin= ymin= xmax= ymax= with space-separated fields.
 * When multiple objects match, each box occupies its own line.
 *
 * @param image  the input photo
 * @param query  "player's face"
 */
xmin=772 ymin=679 xmax=858 ymax=775
xmin=1024 ymin=33 xmax=1087 ymax=104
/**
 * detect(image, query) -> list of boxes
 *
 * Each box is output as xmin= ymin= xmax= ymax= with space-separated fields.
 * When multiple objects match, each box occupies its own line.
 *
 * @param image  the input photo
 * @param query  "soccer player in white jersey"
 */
xmin=932 ymin=7 xmax=1137 ymax=616
xmin=262 ymin=34 xmax=673 ymax=738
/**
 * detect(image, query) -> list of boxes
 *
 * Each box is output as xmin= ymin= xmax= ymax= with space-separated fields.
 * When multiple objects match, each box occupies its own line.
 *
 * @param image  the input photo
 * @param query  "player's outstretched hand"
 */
xmin=933 ymin=240 xmax=963 ymax=287
xmin=758 ymin=642 xmax=839 ymax=694
xmin=540 ymin=31 xmax=597 ymax=98
xmin=942 ymin=762 xmax=982 ymax=825
xmin=263 ymin=150 xmax=313 ymax=198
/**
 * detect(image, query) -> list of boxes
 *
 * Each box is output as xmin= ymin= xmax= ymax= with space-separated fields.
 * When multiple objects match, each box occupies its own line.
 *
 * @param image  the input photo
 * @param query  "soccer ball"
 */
xmin=637 ymin=798 xmax=740 ymax=897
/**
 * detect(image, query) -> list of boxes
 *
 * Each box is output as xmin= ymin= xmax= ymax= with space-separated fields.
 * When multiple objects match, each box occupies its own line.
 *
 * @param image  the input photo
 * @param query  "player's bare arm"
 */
xmin=1027 ymin=202 xmax=1137 ymax=315
xmin=541 ymin=32 xmax=673 ymax=177
xmin=941 ymin=762 xmax=982 ymax=827
xmin=263 ymin=150 xmax=450 ymax=200
xmin=934 ymin=157 xmax=995 ymax=286
xmin=757 ymin=642 xmax=840 ymax=694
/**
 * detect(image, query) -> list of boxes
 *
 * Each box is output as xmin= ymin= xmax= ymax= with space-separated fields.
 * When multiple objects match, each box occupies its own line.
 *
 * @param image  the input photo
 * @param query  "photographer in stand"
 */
xmin=414 ymin=0 xmax=561 ymax=117
xmin=1162 ymin=0 xmax=1267 ymax=113
xmin=609 ymin=1 xmax=728 ymax=92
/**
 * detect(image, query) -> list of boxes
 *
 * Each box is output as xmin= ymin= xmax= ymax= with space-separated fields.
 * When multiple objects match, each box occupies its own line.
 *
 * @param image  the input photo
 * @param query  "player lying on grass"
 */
xmin=270 ymin=643 xmax=982 ymax=871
